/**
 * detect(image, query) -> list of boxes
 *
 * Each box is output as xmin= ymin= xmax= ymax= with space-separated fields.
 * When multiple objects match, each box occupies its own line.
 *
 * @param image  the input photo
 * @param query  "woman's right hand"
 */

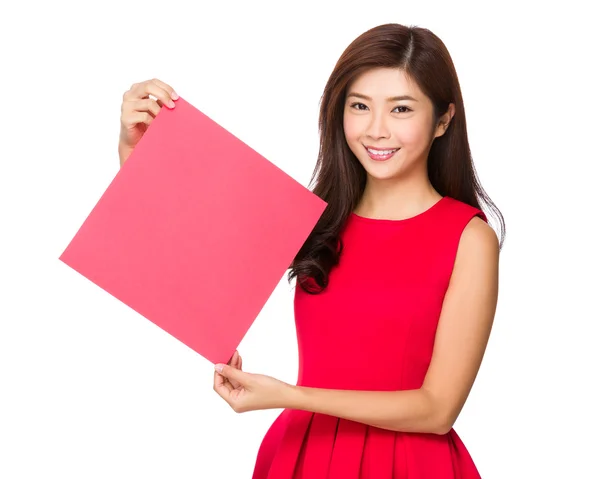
xmin=118 ymin=78 xmax=179 ymax=166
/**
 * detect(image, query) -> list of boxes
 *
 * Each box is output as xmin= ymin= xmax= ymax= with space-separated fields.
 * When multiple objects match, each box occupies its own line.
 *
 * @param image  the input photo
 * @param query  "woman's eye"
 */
xmin=393 ymin=106 xmax=411 ymax=113
xmin=350 ymin=102 xmax=368 ymax=110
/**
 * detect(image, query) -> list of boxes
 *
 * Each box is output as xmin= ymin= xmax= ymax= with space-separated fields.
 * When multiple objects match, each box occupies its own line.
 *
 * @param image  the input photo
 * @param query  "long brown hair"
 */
xmin=288 ymin=23 xmax=505 ymax=294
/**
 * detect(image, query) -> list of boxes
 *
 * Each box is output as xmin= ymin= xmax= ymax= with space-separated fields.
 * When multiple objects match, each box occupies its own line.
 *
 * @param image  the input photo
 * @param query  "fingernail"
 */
xmin=171 ymin=91 xmax=179 ymax=100
xmin=215 ymin=364 xmax=224 ymax=373
xmin=168 ymin=100 xmax=175 ymax=108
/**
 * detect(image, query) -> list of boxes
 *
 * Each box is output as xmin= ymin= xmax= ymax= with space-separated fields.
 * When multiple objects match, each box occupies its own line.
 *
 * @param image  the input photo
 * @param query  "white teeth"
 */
xmin=367 ymin=148 xmax=398 ymax=155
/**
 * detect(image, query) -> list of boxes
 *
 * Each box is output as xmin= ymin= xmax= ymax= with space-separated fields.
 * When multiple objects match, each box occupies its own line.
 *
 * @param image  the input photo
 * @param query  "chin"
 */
xmin=362 ymin=166 xmax=401 ymax=181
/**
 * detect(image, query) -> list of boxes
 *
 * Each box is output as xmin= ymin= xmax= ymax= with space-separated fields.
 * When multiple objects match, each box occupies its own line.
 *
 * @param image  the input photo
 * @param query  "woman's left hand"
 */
xmin=213 ymin=354 xmax=295 ymax=413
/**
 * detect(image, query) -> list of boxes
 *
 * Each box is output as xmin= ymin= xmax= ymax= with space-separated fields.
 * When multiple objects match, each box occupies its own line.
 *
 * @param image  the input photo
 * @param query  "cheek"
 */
xmin=343 ymin=112 xmax=363 ymax=141
xmin=395 ymin=120 xmax=431 ymax=149
xmin=343 ymin=118 xmax=366 ymax=159
xmin=344 ymin=115 xmax=356 ymax=143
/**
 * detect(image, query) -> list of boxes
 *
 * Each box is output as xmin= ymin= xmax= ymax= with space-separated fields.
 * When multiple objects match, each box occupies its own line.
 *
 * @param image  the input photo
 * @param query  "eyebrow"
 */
xmin=346 ymin=92 xmax=418 ymax=102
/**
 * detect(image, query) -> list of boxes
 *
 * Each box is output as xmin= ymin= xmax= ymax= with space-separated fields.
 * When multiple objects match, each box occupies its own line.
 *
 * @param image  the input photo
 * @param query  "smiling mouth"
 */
xmin=364 ymin=146 xmax=400 ymax=160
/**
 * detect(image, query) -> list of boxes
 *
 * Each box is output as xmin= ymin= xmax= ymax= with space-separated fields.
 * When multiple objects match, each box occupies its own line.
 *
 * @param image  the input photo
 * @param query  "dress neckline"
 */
xmin=350 ymin=196 xmax=449 ymax=225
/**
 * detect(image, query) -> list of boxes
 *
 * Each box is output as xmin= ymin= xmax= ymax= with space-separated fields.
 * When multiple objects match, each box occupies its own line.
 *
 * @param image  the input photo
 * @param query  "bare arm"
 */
xmin=282 ymin=217 xmax=500 ymax=434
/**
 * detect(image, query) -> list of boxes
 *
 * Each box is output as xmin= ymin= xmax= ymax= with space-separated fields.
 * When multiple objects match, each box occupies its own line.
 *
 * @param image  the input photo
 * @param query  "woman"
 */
xmin=119 ymin=23 xmax=503 ymax=479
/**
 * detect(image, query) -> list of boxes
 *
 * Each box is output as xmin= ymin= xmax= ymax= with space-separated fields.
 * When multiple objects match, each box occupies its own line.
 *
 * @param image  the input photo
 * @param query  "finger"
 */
xmin=124 ymin=98 xmax=162 ymax=118
xmin=143 ymin=79 xmax=178 ymax=106
xmin=229 ymin=351 xmax=242 ymax=389
xmin=121 ymin=111 xmax=153 ymax=130
xmin=216 ymin=364 xmax=244 ymax=384
xmin=215 ymin=370 xmax=233 ymax=391
xmin=229 ymin=363 xmax=243 ymax=390
xmin=150 ymin=78 xmax=178 ymax=100
xmin=127 ymin=80 xmax=175 ymax=109
xmin=213 ymin=370 xmax=233 ymax=396
xmin=226 ymin=352 xmax=239 ymax=387
xmin=227 ymin=350 xmax=238 ymax=366
xmin=231 ymin=353 xmax=244 ymax=388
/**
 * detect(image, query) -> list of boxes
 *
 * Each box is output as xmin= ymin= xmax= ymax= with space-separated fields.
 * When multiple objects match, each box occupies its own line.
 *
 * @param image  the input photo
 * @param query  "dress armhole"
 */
xmin=475 ymin=210 xmax=488 ymax=224
xmin=440 ymin=208 xmax=488 ymax=290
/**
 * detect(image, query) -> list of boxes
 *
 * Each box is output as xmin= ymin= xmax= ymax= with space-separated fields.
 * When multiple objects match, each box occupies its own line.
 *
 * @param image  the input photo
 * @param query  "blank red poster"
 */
xmin=59 ymin=98 xmax=327 ymax=365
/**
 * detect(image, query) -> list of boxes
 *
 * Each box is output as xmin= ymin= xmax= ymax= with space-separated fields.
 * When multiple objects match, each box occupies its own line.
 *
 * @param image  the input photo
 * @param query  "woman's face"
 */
xmin=343 ymin=67 xmax=450 ymax=181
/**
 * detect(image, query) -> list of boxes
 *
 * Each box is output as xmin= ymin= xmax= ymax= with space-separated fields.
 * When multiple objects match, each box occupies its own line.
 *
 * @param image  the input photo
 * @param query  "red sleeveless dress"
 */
xmin=252 ymin=196 xmax=488 ymax=478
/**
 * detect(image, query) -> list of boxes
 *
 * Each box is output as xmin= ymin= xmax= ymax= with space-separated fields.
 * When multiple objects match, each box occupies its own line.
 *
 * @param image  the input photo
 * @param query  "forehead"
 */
xmin=347 ymin=67 xmax=423 ymax=98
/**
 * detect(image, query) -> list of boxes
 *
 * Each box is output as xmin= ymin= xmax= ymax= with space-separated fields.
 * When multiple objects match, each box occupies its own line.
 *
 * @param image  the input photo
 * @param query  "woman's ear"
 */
xmin=434 ymin=103 xmax=456 ymax=139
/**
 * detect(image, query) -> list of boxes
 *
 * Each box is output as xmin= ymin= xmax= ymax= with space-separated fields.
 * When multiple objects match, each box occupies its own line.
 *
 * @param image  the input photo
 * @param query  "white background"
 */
xmin=1 ymin=1 xmax=599 ymax=477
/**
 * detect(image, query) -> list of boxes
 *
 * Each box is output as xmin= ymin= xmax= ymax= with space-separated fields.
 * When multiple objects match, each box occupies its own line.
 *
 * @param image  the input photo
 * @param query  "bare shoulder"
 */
xmin=460 ymin=216 xmax=499 ymax=257
xmin=454 ymin=216 xmax=500 ymax=278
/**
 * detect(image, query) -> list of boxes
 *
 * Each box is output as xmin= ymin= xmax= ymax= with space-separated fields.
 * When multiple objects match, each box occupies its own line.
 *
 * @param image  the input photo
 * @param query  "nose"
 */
xmin=365 ymin=111 xmax=391 ymax=140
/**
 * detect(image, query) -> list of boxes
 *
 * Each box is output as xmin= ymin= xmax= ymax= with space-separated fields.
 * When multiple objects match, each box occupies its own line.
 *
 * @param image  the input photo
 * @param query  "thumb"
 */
xmin=215 ymin=363 xmax=245 ymax=382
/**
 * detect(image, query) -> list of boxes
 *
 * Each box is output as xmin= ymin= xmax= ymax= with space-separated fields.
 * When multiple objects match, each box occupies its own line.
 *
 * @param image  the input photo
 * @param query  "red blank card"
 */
xmin=59 ymin=97 xmax=327 ymax=364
